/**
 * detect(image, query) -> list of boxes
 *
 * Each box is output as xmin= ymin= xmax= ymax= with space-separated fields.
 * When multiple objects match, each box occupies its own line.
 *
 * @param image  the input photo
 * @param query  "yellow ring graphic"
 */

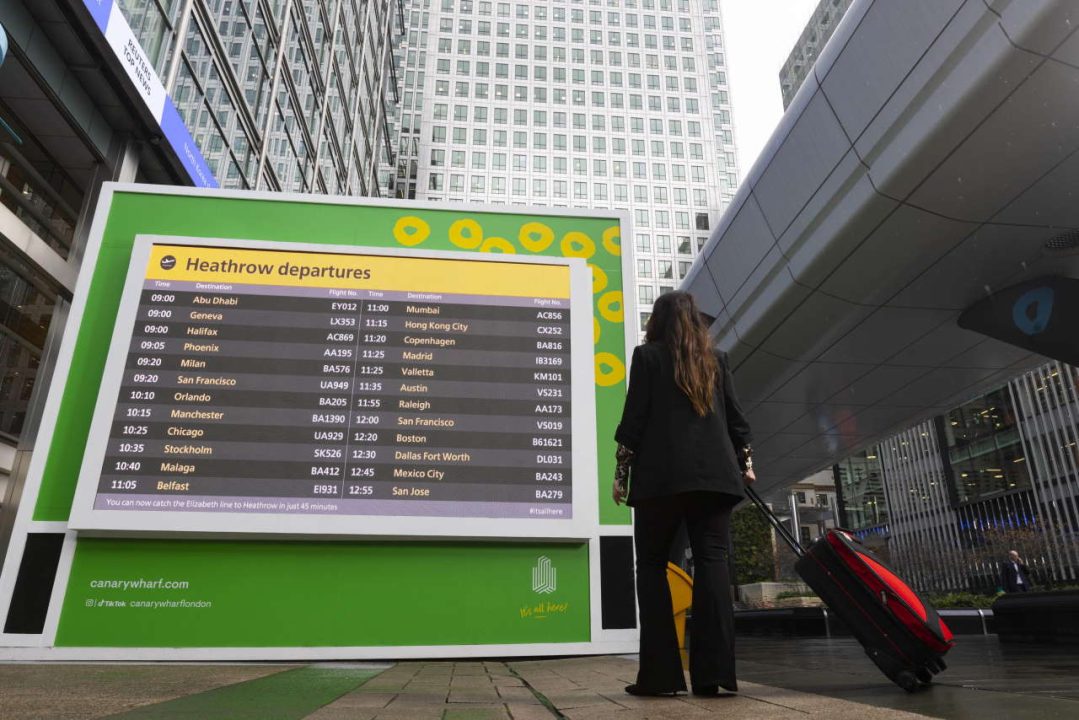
xmin=519 ymin=222 xmax=554 ymax=253
xmin=595 ymin=352 xmax=626 ymax=387
xmin=602 ymin=226 xmax=621 ymax=256
xmin=480 ymin=236 xmax=516 ymax=253
xmin=449 ymin=218 xmax=483 ymax=249
xmin=593 ymin=317 xmax=601 ymax=345
xmin=560 ymin=231 xmax=596 ymax=259
xmin=589 ymin=264 xmax=609 ymax=294
xmin=393 ymin=216 xmax=430 ymax=246
xmin=598 ymin=291 xmax=624 ymax=323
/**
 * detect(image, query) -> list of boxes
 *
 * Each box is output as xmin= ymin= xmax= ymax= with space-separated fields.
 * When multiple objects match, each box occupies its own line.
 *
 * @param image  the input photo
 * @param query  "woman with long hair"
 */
xmin=614 ymin=291 xmax=755 ymax=697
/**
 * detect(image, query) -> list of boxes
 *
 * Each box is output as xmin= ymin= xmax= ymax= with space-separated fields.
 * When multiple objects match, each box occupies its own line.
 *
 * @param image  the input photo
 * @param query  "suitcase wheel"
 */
xmin=915 ymin=668 xmax=933 ymax=685
xmin=894 ymin=671 xmax=920 ymax=693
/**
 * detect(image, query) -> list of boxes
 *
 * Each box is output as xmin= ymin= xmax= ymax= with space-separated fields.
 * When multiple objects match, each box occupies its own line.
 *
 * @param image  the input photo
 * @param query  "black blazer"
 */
xmin=1001 ymin=560 xmax=1032 ymax=592
xmin=615 ymin=343 xmax=752 ymax=506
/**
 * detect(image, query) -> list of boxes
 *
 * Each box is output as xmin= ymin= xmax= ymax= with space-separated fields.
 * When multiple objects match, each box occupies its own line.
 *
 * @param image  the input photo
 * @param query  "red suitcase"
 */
xmin=746 ymin=487 xmax=954 ymax=691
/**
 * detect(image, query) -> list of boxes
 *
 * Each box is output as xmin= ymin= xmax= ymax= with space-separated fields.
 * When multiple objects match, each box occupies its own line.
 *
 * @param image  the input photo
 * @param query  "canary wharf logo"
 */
xmin=532 ymin=556 xmax=557 ymax=594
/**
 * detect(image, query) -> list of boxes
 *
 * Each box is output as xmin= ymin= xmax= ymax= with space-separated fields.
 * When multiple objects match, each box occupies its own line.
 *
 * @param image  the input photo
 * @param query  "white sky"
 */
xmin=722 ymin=0 xmax=822 ymax=181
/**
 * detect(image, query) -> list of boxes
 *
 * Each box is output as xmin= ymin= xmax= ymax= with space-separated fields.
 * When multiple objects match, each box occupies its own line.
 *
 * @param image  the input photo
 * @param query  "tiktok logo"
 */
xmin=532 ymin=556 xmax=557 ymax=595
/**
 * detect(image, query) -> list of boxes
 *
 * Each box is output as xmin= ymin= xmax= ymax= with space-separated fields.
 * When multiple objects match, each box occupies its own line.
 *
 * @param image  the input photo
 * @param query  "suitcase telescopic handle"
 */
xmin=744 ymin=486 xmax=805 ymax=558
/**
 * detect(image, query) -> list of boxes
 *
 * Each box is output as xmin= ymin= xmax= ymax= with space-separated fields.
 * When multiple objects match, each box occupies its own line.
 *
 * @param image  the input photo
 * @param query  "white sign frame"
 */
xmin=67 ymin=235 xmax=598 ymax=541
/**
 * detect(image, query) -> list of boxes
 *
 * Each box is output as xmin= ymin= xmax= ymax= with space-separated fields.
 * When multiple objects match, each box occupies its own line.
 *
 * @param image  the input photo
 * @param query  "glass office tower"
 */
xmin=116 ymin=0 xmax=403 ymax=195
xmin=0 ymin=0 xmax=401 ymax=531
xmin=832 ymin=361 xmax=1079 ymax=593
xmin=385 ymin=0 xmax=740 ymax=332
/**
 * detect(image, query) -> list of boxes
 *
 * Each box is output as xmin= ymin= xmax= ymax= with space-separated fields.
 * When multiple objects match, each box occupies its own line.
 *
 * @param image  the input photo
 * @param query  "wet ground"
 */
xmin=0 ymin=635 xmax=1075 ymax=718
xmin=736 ymin=635 xmax=1079 ymax=719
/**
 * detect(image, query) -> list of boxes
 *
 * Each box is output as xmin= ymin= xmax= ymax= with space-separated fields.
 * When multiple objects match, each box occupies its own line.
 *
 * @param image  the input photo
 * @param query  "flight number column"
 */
xmin=531 ymin=302 xmax=572 ymax=508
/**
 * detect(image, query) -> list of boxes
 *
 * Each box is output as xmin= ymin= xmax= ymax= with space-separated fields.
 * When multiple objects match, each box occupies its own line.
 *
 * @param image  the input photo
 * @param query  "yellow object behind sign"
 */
xmin=667 ymin=562 xmax=693 ymax=650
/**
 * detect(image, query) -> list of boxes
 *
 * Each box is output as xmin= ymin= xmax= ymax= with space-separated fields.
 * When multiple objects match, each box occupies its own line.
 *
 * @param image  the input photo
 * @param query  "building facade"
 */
xmin=786 ymin=470 xmax=839 ymax=547
xmin=758 ymin=470 xmax=838 ymax=581
xmin=833 ymin=361 xmax=1079 ymax=594
xmin=0 ymin=0 xmax=401 ymax=529
xmin=385 ymin=0 xmax=740 ymax=333
xmin=122 ymin=0 xmax=402 ymax=195
xmin=778 ymin=0 xmax=853 ymax=109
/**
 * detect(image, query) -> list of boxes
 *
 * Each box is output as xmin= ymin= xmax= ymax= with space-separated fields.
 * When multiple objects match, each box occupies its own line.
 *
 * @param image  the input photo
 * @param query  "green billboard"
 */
xmin=0 ymin=185 xmax=637 ymax=657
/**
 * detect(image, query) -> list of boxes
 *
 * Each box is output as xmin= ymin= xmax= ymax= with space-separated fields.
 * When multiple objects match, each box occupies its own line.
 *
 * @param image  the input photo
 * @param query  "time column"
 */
xmin=103 ymin=288 xmax=180 ymax=494
xmin=341 ymin=297 xmax=391 ymax=499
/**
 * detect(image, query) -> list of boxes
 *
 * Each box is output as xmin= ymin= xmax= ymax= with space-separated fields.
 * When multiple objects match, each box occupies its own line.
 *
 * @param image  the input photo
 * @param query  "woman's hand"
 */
xmin=743 ymin=468 xmax=757 ymax=486
xmin=612 ymin=480 xmax=627 ymax=505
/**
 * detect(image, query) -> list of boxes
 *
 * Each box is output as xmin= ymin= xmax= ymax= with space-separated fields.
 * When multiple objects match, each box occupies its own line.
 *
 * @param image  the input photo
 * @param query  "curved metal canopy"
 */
xmin=683 ymin=0 xmax=1079 ymax=495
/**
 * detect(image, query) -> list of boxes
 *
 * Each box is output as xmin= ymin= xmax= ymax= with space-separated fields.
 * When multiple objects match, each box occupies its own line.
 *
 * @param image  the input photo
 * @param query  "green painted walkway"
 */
xmin=102 ymin=665 xmax=383 ymax=720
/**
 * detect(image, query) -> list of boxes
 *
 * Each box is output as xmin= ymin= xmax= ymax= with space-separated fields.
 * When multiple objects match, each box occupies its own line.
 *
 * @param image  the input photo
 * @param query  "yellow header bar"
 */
xmin=145 ymin=244 xmax=570 ymax=299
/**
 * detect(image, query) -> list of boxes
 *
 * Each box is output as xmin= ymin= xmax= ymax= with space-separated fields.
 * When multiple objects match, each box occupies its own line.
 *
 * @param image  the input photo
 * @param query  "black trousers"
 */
xmin=633 ymin=491 xmax=738 ymax=692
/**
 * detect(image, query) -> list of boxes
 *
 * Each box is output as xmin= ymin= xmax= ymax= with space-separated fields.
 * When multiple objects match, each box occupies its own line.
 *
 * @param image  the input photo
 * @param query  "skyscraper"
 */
xmin=779 ymin=0 xmax=853 ymax=109
xmin=134 ymin=0 xmax=404 ymax=195
xmin=385 ymin=0 xmax=740 ymax=331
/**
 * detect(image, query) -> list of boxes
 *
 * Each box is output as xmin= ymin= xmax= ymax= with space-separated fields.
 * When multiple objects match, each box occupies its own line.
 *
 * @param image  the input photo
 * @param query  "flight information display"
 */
xmin=71 ymin=237 xmax=595 ymax=534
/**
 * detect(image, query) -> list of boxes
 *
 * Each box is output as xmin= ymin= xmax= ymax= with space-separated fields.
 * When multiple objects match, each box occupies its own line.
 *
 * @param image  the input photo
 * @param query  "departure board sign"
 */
xmin=69 ymin=236 xmax=597 ymax=539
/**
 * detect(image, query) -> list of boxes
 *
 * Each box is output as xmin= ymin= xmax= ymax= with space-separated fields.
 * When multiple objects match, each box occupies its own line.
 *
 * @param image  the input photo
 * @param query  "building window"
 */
xmin=944 ymin=388 xmax=1029 ymax=504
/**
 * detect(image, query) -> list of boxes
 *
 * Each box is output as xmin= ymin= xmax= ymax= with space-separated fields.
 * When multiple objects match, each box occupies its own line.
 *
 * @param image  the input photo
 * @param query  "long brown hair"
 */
xmin=645 ymin=292 xmax=717 ymax=416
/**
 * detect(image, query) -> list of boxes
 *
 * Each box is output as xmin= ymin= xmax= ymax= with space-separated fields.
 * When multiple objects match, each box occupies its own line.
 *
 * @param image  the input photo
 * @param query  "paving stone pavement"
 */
xmin=7 ymin=636 xmax=1071 ymax=718
xmin=0 ymin=655 xmax=948 ymax=719
xmin=309 ymin=656 xmax=940 ymax=719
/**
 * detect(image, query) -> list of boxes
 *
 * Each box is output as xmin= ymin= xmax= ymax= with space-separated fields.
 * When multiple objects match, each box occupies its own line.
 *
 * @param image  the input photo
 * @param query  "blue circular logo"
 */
xmin=1012 ymin=287 xmax=1054 ymax=336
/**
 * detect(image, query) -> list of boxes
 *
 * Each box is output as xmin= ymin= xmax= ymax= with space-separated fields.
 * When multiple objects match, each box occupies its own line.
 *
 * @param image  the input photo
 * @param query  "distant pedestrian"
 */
xmin=1001 ymin=550 xmax=1033 ymax=593
xmin=613 ymin=291 xmax=754 ymax=697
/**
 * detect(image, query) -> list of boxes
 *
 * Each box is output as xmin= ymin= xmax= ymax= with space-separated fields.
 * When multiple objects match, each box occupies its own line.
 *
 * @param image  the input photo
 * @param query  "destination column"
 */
xmin=351 ymin=291 xmax=573 ymax=517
